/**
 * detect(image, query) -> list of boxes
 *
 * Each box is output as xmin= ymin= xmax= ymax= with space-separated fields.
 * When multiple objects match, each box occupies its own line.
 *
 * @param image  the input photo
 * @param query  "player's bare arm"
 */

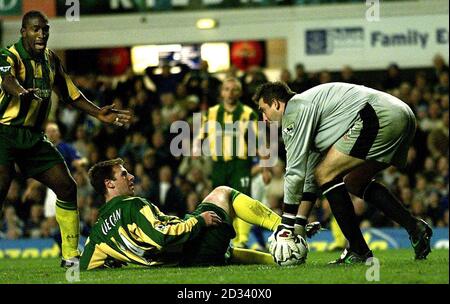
xmin=0 ymin=73 xmax=41 ymax=101
xmin=70 ymin=94 xmax=132 ymax=127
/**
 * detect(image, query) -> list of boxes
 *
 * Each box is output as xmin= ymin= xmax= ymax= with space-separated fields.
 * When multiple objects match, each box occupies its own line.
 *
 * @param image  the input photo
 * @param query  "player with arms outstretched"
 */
xmin=0 ymin=11 xmax=131 ymax=267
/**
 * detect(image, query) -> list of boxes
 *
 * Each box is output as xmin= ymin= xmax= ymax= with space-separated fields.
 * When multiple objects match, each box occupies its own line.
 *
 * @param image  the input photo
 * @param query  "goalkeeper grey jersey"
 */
xmin=282 ymin=82 xmax=407 ymax=204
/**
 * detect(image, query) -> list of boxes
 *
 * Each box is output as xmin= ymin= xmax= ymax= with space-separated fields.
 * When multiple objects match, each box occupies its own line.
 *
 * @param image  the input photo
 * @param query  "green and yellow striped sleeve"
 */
xmin=0 ymin=48 xmax=17 ymax=77
xmin=51 ymin=51 xmax=80 ymax=103
xmin=130 ymin=200 xmax=205 ymax=248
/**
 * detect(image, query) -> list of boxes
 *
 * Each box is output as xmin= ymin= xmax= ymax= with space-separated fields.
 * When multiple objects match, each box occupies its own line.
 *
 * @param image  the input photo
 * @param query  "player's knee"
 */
xmin=207 ymin=186 xmax=231 ymax=214
xmin=315 ymin=166 xmax=333 ymax=186
xmin=316 ymin=162 xmax=346 ymax=186
xmin=55 ymin=178 xmax=77 ymax=202
xmin=344 ymin=175 xmax=365 ymax=198
xmin=213 ymin=186 xmax=232 ymax=195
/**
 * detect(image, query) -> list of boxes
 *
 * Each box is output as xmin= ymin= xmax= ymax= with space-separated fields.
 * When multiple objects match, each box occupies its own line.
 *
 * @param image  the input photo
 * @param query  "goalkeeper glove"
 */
xmin=268 ymin=224 xmax=301 ymax=263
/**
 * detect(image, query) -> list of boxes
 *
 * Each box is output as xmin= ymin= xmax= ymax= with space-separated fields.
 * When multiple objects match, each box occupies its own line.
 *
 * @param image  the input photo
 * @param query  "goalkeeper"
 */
xmin=81 ymin=158 xmax=295 ymax=270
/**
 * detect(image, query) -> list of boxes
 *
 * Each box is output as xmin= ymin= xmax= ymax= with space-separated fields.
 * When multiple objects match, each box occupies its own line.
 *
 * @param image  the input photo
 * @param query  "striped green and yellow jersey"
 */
xmin=200 ymin=102 xmax=258 ymax=162
xmin=79 ymin=195 xmax=206 ymax=271
xmin=0 ymin=38 xmax=81 ymax=129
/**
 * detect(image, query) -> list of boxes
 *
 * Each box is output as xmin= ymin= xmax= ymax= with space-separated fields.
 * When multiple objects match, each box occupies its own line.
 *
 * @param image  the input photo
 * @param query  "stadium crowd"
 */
xmin=0 ymin=54 xmax=448 ymax=247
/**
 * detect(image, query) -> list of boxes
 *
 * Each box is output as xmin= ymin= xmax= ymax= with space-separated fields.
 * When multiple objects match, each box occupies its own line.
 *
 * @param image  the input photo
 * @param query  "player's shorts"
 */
xmin=334 ymin=96 xmax=416 ymax=168
xmin=181 ymin=202 xmax=236 ymax=266
xmin=0 ymin=124 xmax=65 ymax=177
xmin=211 ymin=159 xmax=252 ymax=195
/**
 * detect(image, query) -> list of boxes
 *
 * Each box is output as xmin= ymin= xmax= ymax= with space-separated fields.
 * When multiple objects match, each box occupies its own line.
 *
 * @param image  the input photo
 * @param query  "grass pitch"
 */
xmin=0 ymin=249 xmax=448 ymax=284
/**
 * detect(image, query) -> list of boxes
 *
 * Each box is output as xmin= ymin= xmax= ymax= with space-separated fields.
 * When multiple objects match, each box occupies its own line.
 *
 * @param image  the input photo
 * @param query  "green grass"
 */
xmin=0 ymin=249 xmax=448 ymax=284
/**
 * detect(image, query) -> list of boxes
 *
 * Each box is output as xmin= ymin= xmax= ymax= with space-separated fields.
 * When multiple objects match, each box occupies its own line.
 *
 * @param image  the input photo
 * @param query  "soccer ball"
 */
xmin=268 ymin=234 xmax=309 ymax=266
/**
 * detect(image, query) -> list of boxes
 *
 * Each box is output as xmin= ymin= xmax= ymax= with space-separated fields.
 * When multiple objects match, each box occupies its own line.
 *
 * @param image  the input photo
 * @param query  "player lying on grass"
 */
xmin=80 ymin=158 xmax=319 ymax=270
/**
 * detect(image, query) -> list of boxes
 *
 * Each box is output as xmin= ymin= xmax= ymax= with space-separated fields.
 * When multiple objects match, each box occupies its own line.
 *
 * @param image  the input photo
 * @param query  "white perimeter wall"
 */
xmin=2 ymin=0 xmax=449 ymax=71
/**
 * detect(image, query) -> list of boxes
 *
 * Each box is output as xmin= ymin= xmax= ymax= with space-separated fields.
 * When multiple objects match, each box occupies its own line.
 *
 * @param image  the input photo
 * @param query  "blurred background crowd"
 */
xmin=0 ymin=54 xmax=448 ymax=246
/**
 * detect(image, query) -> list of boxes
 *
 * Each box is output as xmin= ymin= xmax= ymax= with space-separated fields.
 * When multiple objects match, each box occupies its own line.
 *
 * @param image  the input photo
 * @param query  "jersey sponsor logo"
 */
xmin=283 ymin=123 xmax=295 ymax=136
xmin=0 ymin=66 xmax=11 ymax=73
xmin=155 ymin=224 xmax=167 ymax=232
xmin=33 ymin=79 xmax=52 ymax=99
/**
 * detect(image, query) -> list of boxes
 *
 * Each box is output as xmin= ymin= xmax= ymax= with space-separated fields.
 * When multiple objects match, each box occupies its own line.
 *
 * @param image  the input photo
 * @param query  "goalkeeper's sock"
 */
xmin=230 ymin=190 xmax=281 ymax=231
xmin=230 ymin=247 xmax=276 ymax=265
xmin=321 ymin=179 xmax=370 ymax=255
xmin=55 ymin=198 xmax=80 ymax=259
xmin=363 ymin=181 xmax=417 ymax=233
xmin=294 ymin=215 xmax=307 ymax=238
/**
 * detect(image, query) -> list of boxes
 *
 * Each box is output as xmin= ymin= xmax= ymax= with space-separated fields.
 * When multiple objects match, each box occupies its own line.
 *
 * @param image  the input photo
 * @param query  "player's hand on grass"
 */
xmin=98 ymin=104 xmax=132 ymax=127
xmin=201 ymin=211 xmax=222 ymax=227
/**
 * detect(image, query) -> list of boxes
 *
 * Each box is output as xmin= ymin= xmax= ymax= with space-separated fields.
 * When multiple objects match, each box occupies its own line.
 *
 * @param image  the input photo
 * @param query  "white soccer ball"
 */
xmin=268 ymin=234 xmax=309 ymax=266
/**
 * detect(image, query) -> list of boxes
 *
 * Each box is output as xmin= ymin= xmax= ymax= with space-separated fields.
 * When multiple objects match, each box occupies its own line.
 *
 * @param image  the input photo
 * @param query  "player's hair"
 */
xmin=21 ymin=10 xmax=48 ymax=29
xmin=88 ymin=158 xmax=124 ymax=196
xmin=253 ymin=81 xmax=296 ymax=106
xmin=221 ymin=77 xmax=242 ymax=91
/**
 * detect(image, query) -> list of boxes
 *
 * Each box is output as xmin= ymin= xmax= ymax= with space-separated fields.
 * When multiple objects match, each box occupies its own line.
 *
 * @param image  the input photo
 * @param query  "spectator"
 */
xmin=265 ymin=159 xmax=285 ymax=203
xmin=160 ymin=92 xmax=184 ymax=127
xmin=290 ymin=63 xmax=312 ymax=93
xmin=420 ymin=102 xmax=442 ymax=132
xmin=434 ymin=70 xmax=449 ymax=96
xmin=382 ymin=63 xmax=402 ymax=90
xmin=24 ymin=204 xmax=44 ymax=238
xmin=145 ymin=62 xmax=190 ymax=96
xmin=318 ymin=70 xmax=332 ymax=84
xmin=427 ymin=111 xmax=449 ymax=158
xmin=340 ymin=65 xmax=360 ymax=85
xmin=1 ymin=206 xmax=24 ymax=239
xmin=45 ymin=122 xmax=88 ymax=172
xmin=279 ymin=68 xmax=292 ymax=84
xmin=240 ymin=65 xmax=268 ymax=105
xmin=185 ymin=60 xmax=221 ymax=107
xmin=431 ymin=54 xmax=449 ymax=84
xmin=72 ymin=125 xmax=90 ymax=158
xmin=148 ymin=165 xmax=186 ymax=217
xmin=186 ymin=191 xmax=200 ymax=213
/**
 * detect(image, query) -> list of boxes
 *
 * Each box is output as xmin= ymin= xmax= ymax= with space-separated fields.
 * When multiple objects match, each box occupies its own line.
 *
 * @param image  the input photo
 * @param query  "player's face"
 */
xmin=258 ymin=98 xmax=283 ymax=123
xmin=221 ymin=80 xmax=241 ymax=105
xmin=21 ymin=17 xmax=49 ymax=56
xmin=44 ymin=124 xmax=60 ymax=144
xmin=111 ymin=165 xmax=135 ymax=196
